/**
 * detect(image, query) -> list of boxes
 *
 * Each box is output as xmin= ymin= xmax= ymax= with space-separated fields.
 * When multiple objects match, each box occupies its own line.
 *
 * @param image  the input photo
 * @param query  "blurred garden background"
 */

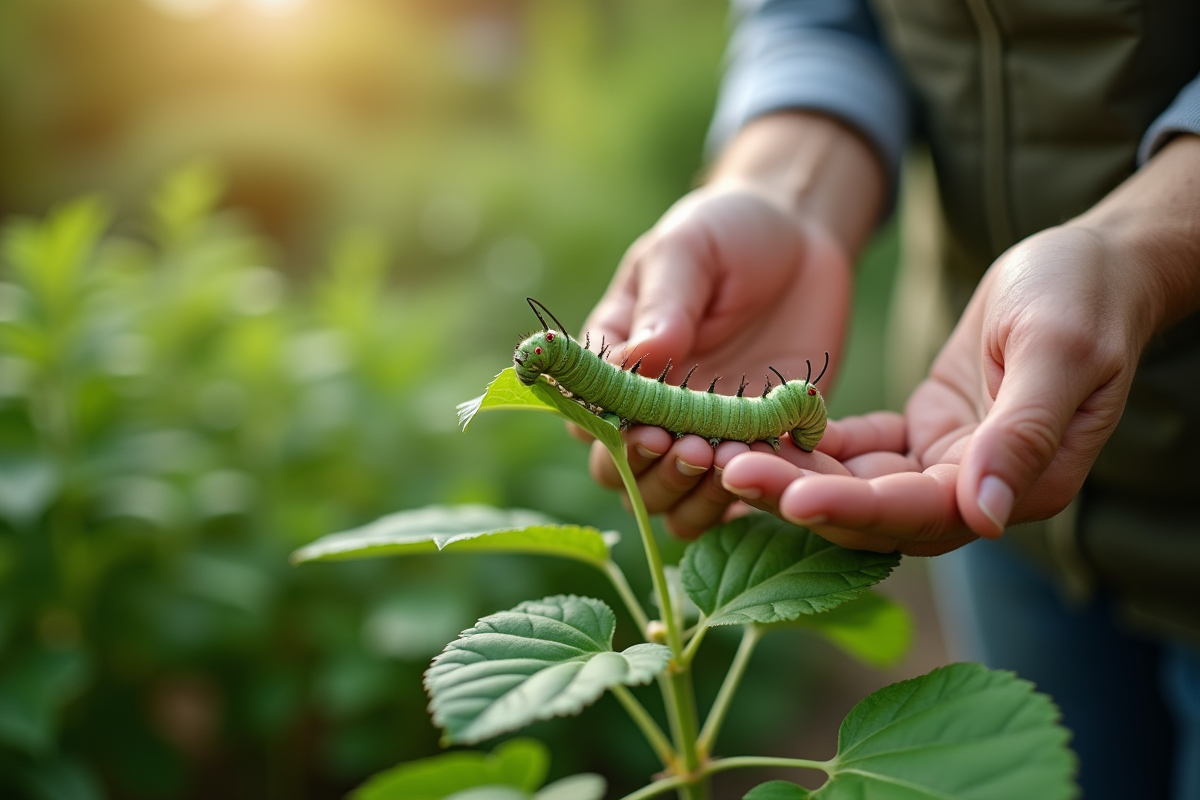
xmin=0 ymin=0 xmax=946 ymax=798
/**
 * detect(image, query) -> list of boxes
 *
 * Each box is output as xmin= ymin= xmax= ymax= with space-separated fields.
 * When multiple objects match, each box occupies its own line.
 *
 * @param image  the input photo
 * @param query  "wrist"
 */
xmin=706 ymin=111 xmax=887 ymax=258
xmin=1069 ymin=134 xmax=1200 ymax=340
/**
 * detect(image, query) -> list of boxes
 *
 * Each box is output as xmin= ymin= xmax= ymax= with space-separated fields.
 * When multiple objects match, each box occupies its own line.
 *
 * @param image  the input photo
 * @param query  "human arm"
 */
xmin=583 ymin=110 xmax=884 ymax=539
xmin=580 ymin=0 xmax=907 ymax=538
xmin=719 ymin=133 xmax=1200 ymax=554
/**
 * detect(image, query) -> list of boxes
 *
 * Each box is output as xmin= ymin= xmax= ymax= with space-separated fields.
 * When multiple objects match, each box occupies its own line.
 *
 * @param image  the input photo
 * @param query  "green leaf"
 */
xmin=788 ymin=591 xmax=913 ymax=668
xmin=534 ymin=774 xmax=606 ymax=800
xmin=351 ymin=738 xmax=548 ymax=800
xmin=291 ymin=504 xmax=615 ymax=568
xmin=0 ymin=646 xmax=90 ymax=753
xmin=815 ymin=663 xmax=1077 ymax=799
xmin=150 ymin=160 xmax=226 ymax=244
xmin=0 ymin=456 xmax=60 ymax=529
xmin=457 ymin=369 xmax=623 ymax=457
xmin=2 ymin=196 xmax=110 ymax=309
xmin=744 ymin=781 xmax=812 ymax=799
xmin=425 ymin=595 xmax=672 ymax=744
xmin=680 ymin=515 xmax=899 ymax=627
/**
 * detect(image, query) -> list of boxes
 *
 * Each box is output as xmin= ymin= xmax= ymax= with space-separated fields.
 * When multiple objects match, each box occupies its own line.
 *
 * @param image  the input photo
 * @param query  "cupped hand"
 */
xmin=579 ymin=184 xmax=854 ymax=538
xmin=721 ymin=224 xmax=1151 ymax=555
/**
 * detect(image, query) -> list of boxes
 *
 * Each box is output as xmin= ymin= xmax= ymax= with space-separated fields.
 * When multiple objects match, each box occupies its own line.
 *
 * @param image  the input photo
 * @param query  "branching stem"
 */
xmin=612 ymin=454 xmax=682 ymax=656
xmin=696 ymin=625 xmax=762 ymax=756
xmin=610 ymin=685 xmax=675 ymax=769
xmin=605 ymin=560 xmax=651 ymax=640
xmin=680 ymin=623 xmax=708 ymax=666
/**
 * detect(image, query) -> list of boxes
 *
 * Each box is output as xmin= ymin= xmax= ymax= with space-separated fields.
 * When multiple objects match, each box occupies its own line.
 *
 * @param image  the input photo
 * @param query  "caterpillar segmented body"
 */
xmin=513 ymin=298 xmax=828 ymax=452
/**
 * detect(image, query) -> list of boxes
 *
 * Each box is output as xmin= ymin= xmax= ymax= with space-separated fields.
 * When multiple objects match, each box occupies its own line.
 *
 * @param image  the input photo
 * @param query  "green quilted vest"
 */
xmin=870 ymin=0 xmax=1200 ymax=642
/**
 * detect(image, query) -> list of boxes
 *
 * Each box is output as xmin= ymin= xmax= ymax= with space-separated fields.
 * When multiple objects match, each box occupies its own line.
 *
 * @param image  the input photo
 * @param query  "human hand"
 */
xmin=580 ymin=184 xmax=854 ymax=538
xmin=720 ymin=223 xmax=1155 ymax=555
xmin=568 ymin=112 xmax=887 ymax=538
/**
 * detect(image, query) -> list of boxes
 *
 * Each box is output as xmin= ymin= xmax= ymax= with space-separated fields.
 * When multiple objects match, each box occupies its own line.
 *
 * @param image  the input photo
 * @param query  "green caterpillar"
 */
xmin=513 ymin=298 xmax=828 ymax=452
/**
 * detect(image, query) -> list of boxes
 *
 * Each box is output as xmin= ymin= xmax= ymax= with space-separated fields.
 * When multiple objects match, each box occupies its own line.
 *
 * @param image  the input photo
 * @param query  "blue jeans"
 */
xmin=932 ymin=537 xmax=1200 ymax=800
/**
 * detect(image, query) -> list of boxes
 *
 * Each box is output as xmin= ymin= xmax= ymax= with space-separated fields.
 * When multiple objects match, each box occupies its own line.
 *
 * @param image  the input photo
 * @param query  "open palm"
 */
xmin=721 ymin=225 xmax=1143 ymax=555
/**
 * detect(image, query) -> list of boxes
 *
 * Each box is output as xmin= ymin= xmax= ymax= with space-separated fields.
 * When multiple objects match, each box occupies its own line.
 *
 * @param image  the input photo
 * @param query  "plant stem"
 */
xmin=696 ymin=625 xmax=762 ymax=756
xmin=605 ymin=561 xmax=652 ymax=640
xmin=618 ymin=775 xmax=689 ymax=800
xmin=665 ymin=669 xmax=707 ymax=800
xmin=609 ymin=448 xmax=698 ymax=797
xmin=618 ymin=754 xmax=830 ymax=800
xmin=611 ymin=685 xmax=676 ymax=769
xmin=705 ymin=755 xmax=831 ymax=775
xmin=680 ymin=623 xmax=708 ymax=666
xmin=611 ymin=456 xmax=682 ymax=656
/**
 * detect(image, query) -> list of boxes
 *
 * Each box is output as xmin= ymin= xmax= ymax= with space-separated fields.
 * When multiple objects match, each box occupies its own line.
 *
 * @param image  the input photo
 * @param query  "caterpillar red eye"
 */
xmin=535 ymin=347 xmax=542 ymax=355
xmin=545 ymin=333 xmax=555 ymax=341
xmin=808 ymin=388 xmax=816 ymax=396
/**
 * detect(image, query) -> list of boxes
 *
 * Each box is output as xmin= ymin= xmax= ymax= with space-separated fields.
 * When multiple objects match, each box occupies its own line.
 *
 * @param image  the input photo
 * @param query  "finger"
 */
xmin=717 ymin=450 xmax=855 ymax=521
xmin=818 ymin=412 xmax=907 ymax=460
xmin=798 ymin=520 xmax=976 ymax=556
xmin=635 ymin=435 xmax=715 ymax=516
xmin=588 ymin=426 xmax=674 ymax=490
xmin=711 ymin=440 xmax=752 ymax=471
xmin=622 ymin=239 xmax=714 ymax=374
xmin=566 ymin=421 xmax=595 ymax=445
xmin=841 ymin=451 xmax=923 ymax=479
xmin=777 ymin=465 xmax=966 ymax=544
xmin=958 ymin=334 xmax=1106 ymax=538
xmin=718 ymin=453 xmax=968 ymax=554
xmin=662 ymin=468 xmax=742 ymax=540
xmin=584 ymin=236 xmax=649 ymax=349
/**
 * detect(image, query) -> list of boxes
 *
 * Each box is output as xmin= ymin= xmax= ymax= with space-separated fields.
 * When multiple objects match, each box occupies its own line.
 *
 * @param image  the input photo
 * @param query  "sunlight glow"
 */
xmin=245 ymin=0 xmax=306 ymax=17
xmin=145 ymin=0 xmax=226 ymax=20
xmin=145 ymin=0 xmax=306 ymax=20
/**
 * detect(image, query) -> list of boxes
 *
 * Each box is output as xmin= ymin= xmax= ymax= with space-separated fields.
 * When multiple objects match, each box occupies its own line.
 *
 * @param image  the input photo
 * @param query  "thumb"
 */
xmin=958 ymin=342 xmax=1094 ymax=538
xmin=623 ymin=239 xmax=713 ymax=375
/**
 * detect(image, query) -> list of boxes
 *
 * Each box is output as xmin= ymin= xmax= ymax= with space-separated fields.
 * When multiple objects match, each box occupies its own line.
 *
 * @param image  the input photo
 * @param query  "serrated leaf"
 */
xmin=457 ymin=369 xmax=622 ymax=456
xmin=426 ymin=595 xmax=671 ymax=744
xmin=788 ymin=591 xmax=913 ymax=668
xmin=680 ymin=515 xmax=899 ymax=627
xmin=744 ymin=781 xmax=811 ymax=799
xmin=351 ymin=738 xmax=548 ymax=800
xmin=534 ymin=774 xmax=606 ymax=800
xmin=291 ymin=504 xmax=615 ymax=568
xmin=815 ymin=663 xmax=1077 ymax=799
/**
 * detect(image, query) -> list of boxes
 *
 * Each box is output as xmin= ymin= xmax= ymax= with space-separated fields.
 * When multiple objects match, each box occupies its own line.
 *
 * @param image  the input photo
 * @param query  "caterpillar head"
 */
xmin=777 ymin=380 xmax=826 ymax=452
xmin=514 ymin=330 xmax=567 ymax=385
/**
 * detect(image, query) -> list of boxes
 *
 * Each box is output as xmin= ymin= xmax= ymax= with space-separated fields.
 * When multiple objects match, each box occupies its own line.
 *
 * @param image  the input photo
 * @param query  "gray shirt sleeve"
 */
xmin=1138 ymin=73 xmax=1200 ymax=164
xmin=707 ymin=0 xmax=909 ymax=189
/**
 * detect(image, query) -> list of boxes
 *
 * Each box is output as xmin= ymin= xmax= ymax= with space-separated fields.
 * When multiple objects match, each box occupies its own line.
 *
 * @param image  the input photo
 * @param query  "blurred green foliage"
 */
xmin=0 ymin=0 xmax=900 ymax=798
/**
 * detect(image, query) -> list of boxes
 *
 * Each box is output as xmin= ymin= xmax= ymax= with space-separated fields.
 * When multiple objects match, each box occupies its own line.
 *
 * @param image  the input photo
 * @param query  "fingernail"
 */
xmin=712 ymin=465 xmax=724 ymax=477
xmin=977 ymin=475 xmax=1014 ymax=532
xmin=635 ymin=445 xmax=663 ymax=460
xmin=789 ymin=514 xmax=827 ymax=528
xmin=676 ymin=458 xmax=706 ymax=477
xmin=726 ymin=484 xmax=762 ymax=500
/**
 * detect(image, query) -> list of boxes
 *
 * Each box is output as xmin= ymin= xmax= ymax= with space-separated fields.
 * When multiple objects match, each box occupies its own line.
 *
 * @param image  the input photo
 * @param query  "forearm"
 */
xmin=706 ymin=111 xmax=887 ymax=257
xmin=1071 ymin=134 xmax=1200 ymax=341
